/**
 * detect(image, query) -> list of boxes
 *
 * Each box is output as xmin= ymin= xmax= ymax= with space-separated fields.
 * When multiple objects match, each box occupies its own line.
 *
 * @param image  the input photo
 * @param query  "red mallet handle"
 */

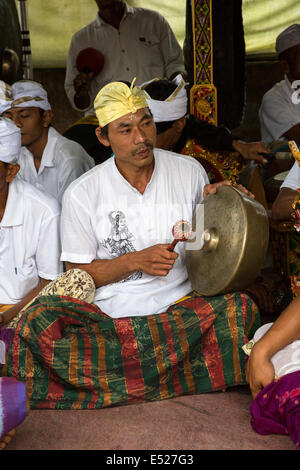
xmin=168 ymin=220 xmax=193 ymax=252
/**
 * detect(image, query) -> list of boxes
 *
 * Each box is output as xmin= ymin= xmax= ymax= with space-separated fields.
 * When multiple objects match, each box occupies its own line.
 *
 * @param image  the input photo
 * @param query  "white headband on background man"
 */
xmin=276 ymin=24 xmax=300 ymax=56
xmin=10 ymin=80 xmax=52 ymax=111
xmin=141 ymin=74 xmax=188 ymax=123
xmin=0 ymin=81 xmax=13 ymax=115
xmin=0 ymin=117 xmax=21 ymax=163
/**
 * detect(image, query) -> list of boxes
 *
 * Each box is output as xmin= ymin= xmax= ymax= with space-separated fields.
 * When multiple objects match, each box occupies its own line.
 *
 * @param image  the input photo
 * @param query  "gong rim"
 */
xmin=185 ymin=186 xmax=269 ymax=296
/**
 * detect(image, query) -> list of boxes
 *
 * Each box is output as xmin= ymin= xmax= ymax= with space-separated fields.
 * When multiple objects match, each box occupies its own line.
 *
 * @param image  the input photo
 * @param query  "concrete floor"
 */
xmin=5 ymin=385 xmax=296 ymax=451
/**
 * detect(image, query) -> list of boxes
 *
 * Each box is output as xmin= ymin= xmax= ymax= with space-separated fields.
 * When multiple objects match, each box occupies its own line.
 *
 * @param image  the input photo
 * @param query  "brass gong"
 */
xmin=185 ymin=185 xmax=269 ymax=296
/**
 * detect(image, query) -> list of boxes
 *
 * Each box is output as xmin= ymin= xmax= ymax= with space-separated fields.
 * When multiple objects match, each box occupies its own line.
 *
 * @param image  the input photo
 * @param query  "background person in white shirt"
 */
xmin=65 ymin=0 xmax=186 ymax=115
xmin=1 ymin=80 xmax=95 ymax=204
xmin=259 ymin=24 xmax=300 ymax=146
xmin=0 ymin=117 xmax=63 ymax=327
xmin=271 ymin=159 xmax=300 ymax=220
xmin=63 ymin=0 xmax=186 ymax=164
xmin=60 ymin=80 xmax=253 ymax=318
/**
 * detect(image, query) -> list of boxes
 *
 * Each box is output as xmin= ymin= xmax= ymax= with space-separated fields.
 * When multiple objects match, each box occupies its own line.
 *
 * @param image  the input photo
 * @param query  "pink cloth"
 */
xmin=250 ymin=370 xmax=300 ymax=450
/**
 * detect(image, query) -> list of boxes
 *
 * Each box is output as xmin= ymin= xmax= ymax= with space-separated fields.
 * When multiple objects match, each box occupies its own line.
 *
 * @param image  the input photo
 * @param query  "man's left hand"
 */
xmin=232 ymin=140 xmax=270 ymax=163
xmin=203 ymin=180 xmax=254 ymax=199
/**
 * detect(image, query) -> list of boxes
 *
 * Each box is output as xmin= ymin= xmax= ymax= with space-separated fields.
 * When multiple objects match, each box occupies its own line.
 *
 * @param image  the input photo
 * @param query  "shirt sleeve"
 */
xmin=60 ymin=187 xmax=98 ymax=264
xmin=188 ymin=158 xmax=209 ymax=210
xmin=36 ymin=211 xmax=63 ymax=280
xmin=259 ymin=89 xmax=300 ymax=142
xmin=157 ymin=13 xmax=186 ymax=79
xmin=64 ymin=35 xmax=93 ymax=113
xmin=57 ymin=146 xmax=95 ymax=204
xmin=281 ymin=161 xmax=300 ymax=191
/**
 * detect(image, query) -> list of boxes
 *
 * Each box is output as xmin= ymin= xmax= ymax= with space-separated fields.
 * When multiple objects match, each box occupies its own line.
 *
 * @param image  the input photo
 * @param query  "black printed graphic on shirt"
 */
xmin=101 ymin=210 xmax=143 ymax=282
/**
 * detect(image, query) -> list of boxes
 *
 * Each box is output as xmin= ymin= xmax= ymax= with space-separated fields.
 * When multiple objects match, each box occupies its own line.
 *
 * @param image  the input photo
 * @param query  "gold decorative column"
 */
xmin=190 ymin=0 xmax=217 ymax=125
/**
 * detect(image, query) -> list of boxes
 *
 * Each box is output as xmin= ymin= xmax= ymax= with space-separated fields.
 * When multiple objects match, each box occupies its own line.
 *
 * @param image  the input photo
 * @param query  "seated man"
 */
xmin=259 ymin=24 xmax=300 ymax=146
xmin=1 ymin=80 xmax=94 ymax=204
xmin=142 ymin=75 xmax=269 ymax=165
xmin=4 ymin=80 xmax=260 ymax=410
xmin=272 ymin=159 xmax=300 ymax=220
xmin=270 ymin=157 xmax=300 ymax=283
xmin=0 ymin=117 xmax=63 ymax=329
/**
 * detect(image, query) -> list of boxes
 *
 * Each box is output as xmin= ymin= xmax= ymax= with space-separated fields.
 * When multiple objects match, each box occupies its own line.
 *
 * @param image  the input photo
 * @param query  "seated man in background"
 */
xmin=142 ymin=75 xmax=270 ymax=166
xmin=272 ymin=157 xmax=300 ymax=221
xmin=259 ymin=24 xmax=300 ymax=147
xmin=3 ymin=80 xmax=261 ymax=411
xmin=0 ymin=117 xmax=63 ymax=330
xmin=1 ymin=80 xmax=94 ymax=204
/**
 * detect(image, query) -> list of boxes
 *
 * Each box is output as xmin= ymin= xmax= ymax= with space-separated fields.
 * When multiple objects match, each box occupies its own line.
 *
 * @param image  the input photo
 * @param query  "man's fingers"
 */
xmin=251 ymin=154 xmax=268 ymax=164
xmin=203 ymin=180 xmax=232 ymax=197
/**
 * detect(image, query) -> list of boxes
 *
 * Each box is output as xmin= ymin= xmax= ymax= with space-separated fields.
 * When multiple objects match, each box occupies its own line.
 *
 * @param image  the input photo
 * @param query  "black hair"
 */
xmin=100 ymin=124 xmax=109 ymax=137
xmin=143 ymin=79 xmax=177 ymax=101
xmin=143 ymin=79 xmax=178 ymax=134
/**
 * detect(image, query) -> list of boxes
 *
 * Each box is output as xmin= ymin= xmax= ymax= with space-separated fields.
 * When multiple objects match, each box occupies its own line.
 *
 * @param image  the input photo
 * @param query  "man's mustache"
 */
xmin=132 ymin=142 xmax=154 ymax=155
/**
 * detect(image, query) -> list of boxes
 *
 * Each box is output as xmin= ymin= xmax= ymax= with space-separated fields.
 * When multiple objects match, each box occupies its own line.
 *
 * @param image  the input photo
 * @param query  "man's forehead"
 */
xmin=110 ymin=107 xmax=152 ymax=128
xmin=7 ymin=106 xmax=38 ymax=113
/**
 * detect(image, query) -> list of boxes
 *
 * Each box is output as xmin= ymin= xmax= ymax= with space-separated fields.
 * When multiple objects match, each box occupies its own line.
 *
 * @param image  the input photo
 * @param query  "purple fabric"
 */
xmin=0 ymin=377 xmax=27 ymax=438
xmin=0 ymin=327 xmax=15 ymax=368
xmin=250 ymin=370 xmax=300 ymax=450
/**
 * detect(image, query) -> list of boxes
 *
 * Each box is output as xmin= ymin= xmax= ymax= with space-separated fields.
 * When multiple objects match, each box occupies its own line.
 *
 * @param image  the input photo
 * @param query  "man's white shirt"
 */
xmin=281 ymin=160 xmax=300 ymax=191
xmin=259 ymin=74 xmax=300 ymax=143
xmin=18 ymin=127 xmax=94 ymax=203
xmin=61 ymin=149 xmax=209 ymax=318
xmin=0 ymin=177 xmax=63 ymax=304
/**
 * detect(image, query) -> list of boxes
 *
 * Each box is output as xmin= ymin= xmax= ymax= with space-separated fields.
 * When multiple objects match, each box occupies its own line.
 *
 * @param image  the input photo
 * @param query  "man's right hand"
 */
xmin=73 ymin=72 xmax=93 ymax=109
xmin=134 ymin=243 xmax=179 ymax=277
xmin=73 ymin=71 xmax=93 ymax=94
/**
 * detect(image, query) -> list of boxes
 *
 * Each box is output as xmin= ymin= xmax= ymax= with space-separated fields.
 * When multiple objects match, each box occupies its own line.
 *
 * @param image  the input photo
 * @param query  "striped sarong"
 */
xmin=3 ymin=291 xmax=259 ymax=410
xmin=0 ymin=377 xmax=27 ymax=439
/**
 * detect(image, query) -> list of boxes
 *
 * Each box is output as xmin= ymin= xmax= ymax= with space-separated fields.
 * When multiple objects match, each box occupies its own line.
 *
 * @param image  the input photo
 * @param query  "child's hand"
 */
xmin=245 ymin=345 xmax=276 ymax=399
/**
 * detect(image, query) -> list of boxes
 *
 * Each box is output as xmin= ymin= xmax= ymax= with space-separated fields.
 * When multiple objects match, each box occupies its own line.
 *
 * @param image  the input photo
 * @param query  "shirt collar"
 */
xmin=1 ymin=177 xmax=24 ymax=227
xmin=41 ymin=126 xmax=57 ymax=168
xmin=284 ymin=74 xmax=298 ymax=95
xmin=96 ymin=2 xmax=133 ymax=26
xmin=21 ymin=126 xmax=57 ymax=170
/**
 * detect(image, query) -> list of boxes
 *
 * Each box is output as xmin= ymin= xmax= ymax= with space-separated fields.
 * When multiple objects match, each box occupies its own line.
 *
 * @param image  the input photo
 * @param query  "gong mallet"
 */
xmin=75 ymin=47 xmax=105 ymax=93
xmin=168 ymin=220 xmax=193 ymax=252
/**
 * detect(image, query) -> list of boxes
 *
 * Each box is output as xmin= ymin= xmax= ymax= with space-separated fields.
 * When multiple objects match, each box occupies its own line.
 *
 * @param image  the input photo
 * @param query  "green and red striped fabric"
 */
xmin=3 ymin=291 xmax=260 ymax=410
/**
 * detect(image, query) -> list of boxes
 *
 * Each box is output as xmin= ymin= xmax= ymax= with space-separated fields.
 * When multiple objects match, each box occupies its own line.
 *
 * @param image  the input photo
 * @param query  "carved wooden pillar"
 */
xmin=190 ymin=0 xmax=217 ymax=125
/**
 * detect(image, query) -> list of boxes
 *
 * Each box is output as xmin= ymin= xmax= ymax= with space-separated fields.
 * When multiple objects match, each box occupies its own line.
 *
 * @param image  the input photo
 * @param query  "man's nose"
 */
xmin=12 ymin=115 xmax=21 ymax=128
xmin=133 ymin=127 xmax=146 ymax=144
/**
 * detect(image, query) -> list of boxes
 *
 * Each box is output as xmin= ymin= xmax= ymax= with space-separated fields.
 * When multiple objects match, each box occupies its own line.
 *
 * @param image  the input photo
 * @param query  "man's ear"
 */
xmin=172 ymin=117 xmax=186 ymax=134
xmin=41 ymin=110 xmax=53 ymax=128
xmin=6 ymin=163 xmax=20 ymax=183
xmin=279 ymin=59 xmax=290 ymax=74
xmin=95 ymin=126 xmax=110 ymax=147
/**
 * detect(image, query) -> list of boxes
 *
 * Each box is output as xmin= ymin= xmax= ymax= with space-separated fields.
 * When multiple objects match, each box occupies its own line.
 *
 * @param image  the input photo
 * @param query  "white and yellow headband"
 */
xmin=10 ymin=80 xmax=52 ymax=111
xmin=94 ymin=78 xmax=148 ymax=127
xmin=142 ymin=74 xmax=188 ymax=123
xmin=0 ymin=117 xmax=21 ymax=163
xmin=0 ymin=81 xmax=13 ymax=114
